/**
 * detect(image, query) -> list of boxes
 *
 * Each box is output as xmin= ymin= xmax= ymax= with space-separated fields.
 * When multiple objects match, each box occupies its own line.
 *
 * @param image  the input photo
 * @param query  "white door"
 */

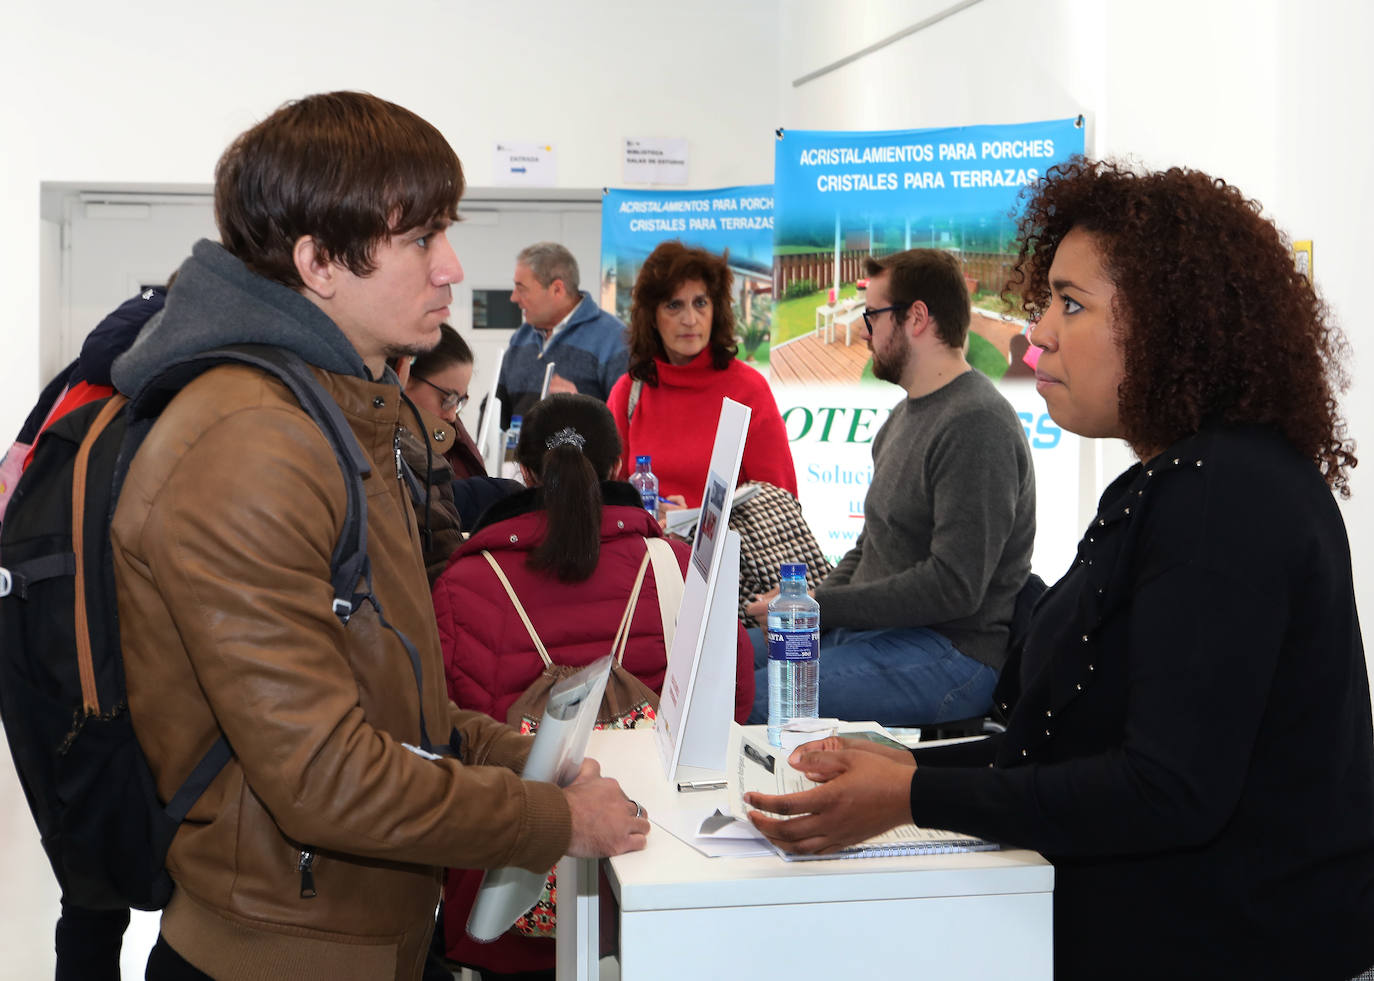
xmin=59 ymin=194 xmax=218 ymax=377
xmin=52 ymin=188 xmax=603 ymax=440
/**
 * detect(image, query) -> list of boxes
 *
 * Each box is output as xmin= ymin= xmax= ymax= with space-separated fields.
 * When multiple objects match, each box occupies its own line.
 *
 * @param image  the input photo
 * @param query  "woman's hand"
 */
xmin=744 ymin=746 xmax=915 ymax=855
xmin=655 ymin=494 xmax=688 ymax=525
xmin=793 ymin=734 xmax=917 ymax=768
xmin=745 ymin=583 xmax=819 ymax=623
xmin=744 ymin=586 xmax=779 ymax=622
xmin=657 ymin=494 xmax=688 ymax=512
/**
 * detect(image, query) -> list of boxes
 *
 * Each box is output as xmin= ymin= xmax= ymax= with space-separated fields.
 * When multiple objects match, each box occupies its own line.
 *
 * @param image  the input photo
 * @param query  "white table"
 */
xmin=814 ymin=302 xmax=837 ymax=343
xmin=557 ymin=728 xmax=1054 ymax=980
xmin=836 ymin=303 xmax=867 ymax=345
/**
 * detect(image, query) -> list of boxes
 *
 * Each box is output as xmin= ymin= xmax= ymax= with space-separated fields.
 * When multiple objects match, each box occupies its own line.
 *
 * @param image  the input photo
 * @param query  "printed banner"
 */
xmin=600 ymin=184 xmax=775 ymax=366
xmin=771 ymin=119 xmax=1086 ymax=578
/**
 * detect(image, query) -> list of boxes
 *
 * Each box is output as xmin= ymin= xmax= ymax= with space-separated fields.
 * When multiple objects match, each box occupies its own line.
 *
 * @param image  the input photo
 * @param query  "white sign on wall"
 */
xmin=622 ymin=137 xmax=689 ymax=185
xmin=493 ymin=142 xmax=557 ymax=186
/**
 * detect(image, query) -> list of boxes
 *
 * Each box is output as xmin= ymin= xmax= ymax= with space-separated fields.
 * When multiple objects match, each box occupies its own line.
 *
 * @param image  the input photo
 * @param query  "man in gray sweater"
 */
xmin=748 ymin=250 xmax=1035 ymax=726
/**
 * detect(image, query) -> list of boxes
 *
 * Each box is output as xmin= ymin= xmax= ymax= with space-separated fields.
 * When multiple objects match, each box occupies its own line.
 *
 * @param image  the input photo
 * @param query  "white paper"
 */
xmin=651 ymin=806 xmax=772 ymax=859
xmin=779 ymin=718 xmax=839 ymax=753
xmin=697 ymin=808 xmax=764 ymax=840
xmin=623 ymin=137 xmax=689 ymax=185
xmin=493 ymin=141 xmax=557 ymax=186
xmin=468 ymin=657 xmax=612 ymax=940
xmin=663 ymin=483 xmax=761 ymax=538
xmin=726 ymin=724 xmax=994 ymax=860
xmin=663 ymin=506 xmax=701 ymax=537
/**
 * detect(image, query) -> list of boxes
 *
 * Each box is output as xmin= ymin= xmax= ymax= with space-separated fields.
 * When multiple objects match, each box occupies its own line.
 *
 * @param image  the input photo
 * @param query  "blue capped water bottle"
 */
xmin=628 ymin=455 xmax=658 ymax=515
xmin=767 ymin=562 xmax=820 ymax=747
xmin=500 ymin=415 xmax=523 ymax=482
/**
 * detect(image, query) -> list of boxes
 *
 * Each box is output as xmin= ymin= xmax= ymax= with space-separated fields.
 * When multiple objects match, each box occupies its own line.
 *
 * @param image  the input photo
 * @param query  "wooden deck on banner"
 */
xmin=770 ymin=332 xmax=872 ymax=385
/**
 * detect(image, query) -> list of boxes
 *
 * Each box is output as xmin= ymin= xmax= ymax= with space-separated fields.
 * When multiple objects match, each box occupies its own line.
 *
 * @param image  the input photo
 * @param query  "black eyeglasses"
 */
xmin=414 ymin=376 xmax=469 ymax=413
xmin=861 ymin=304 xmax=908 ymax=334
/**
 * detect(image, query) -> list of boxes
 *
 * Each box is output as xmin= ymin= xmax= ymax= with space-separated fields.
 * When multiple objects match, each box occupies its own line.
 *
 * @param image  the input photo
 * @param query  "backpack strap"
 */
xmin=130 ymin=345 xmax=373 ymax=623
xmin=0 ymin=553 xmax=76 ymax=599
xmin=163 ymin=737 xmax=235 ymax=825
xmin=482 ymin=550 xmax=553 ymax=668
xmin=644 ymin=537 xmax=683 ymax=655
xmin=610 ymin=553 xmax=651 ymax=666
xmin=72 ymin=395 xmax=128 ymax=714
xmin=132 ymin=345 xmax=439 ymax=755
xmin=626 ymin=378 xmax=643 ymax=423
xmin=483 ymin=548 xmax=652 ymax=667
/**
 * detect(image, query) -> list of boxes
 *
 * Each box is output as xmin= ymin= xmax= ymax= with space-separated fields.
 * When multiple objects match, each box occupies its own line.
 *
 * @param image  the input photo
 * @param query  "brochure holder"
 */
xmin=655 ymin=397 xmax=750 ymax=780
xmin=477 ymin=346 xmax=506 ymax=476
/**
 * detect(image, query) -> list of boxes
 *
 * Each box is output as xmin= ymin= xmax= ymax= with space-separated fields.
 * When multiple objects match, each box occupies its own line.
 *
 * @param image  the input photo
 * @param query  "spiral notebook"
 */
xmin=727 ymin=724 xmax=998 ymax=862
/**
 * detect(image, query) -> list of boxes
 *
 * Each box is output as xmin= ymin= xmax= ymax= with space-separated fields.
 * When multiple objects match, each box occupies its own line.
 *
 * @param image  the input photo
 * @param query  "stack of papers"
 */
xmin=663 ymin=482 xmax=764 ymax=537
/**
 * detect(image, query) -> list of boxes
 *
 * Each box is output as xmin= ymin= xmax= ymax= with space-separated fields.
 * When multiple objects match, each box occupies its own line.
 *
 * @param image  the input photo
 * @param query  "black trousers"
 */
xmin=144 ymin=935 xmax=213 ymax=980
xmin=55 ymin=901 xmax=129 ymax=981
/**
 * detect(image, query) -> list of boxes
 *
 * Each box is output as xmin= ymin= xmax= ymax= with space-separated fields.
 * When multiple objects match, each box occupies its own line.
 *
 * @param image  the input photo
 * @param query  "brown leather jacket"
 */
xmin=112 ymin=363 xmax=571 ymax=980
xmin=396 ymin=400 xmax=465 ymax=584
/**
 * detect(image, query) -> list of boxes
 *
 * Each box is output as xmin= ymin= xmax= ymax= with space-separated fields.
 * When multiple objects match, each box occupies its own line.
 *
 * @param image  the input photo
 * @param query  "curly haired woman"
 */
xmin=743 ymin=159 xmax=1374 ymax=981
xmin=607 ymin=241 xmax=797 ymax=507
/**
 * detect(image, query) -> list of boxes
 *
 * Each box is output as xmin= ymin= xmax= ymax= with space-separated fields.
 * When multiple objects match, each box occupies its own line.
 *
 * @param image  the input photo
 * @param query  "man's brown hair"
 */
xmin=215 ymin=91 xmax=464 ymax=289
xmin=864 ymin=249 xmax=971 ymax=349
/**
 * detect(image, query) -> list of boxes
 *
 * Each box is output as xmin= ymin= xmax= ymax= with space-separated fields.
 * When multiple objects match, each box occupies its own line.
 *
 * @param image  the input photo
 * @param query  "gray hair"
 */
xmin=517 ymin=241 xmax=580 ymax=294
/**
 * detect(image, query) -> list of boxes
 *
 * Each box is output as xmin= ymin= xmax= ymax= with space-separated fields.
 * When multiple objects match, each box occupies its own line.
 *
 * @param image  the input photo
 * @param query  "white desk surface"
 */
xmin=559 ymin=728 xmax=1054 ymax=981
xmin=588 ymin=727 xmax=1053 ymax=911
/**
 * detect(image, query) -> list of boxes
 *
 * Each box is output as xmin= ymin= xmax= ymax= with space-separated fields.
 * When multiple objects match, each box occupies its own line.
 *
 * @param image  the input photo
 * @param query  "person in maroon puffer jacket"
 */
xmin=431 ymin=393 xmax=753 ymax=979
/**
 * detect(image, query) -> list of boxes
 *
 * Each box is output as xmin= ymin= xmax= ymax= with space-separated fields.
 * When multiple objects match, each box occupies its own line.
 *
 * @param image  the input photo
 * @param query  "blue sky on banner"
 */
xmin=774 ymin=118 xmax=1084 ymax=250
xmin=601 ymin=185 xmax=774 ymax=275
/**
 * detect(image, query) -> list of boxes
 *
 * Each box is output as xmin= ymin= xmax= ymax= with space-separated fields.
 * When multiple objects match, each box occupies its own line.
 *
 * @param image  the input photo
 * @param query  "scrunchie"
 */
xmin=545 ymin=427 xmax=586 ymax=451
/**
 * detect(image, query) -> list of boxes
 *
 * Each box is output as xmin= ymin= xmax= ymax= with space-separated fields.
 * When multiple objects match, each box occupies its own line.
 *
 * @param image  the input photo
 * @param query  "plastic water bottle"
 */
xmin=628 ymin=455 xmax=658 ymax=515
xmin=500 ymin=415 xmax=523 ymax=481
xmin=767 ymin=562 xmax=820 ymax=747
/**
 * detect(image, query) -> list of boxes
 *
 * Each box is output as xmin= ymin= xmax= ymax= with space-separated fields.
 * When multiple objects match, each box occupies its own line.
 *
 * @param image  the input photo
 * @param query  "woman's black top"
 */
xmin=910 ymin=424 xmax=1374 ymax=980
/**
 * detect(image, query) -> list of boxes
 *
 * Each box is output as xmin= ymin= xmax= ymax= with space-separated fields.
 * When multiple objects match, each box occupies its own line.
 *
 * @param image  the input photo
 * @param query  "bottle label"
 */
xmin=640 ymin=489 xmax=656 ymax=513
xmin=767 ymin=628 xmax=820 ymax=662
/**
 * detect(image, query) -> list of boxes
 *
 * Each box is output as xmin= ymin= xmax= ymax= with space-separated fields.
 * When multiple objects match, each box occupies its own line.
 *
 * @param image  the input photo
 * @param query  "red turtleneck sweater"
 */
xmin=607 ymin=350 xmax=798 ymax=506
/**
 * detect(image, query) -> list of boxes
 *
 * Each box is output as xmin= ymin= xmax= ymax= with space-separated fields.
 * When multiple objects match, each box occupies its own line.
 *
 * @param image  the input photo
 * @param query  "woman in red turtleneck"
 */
xmin=607 ymin=241 xmax=797 ymax=507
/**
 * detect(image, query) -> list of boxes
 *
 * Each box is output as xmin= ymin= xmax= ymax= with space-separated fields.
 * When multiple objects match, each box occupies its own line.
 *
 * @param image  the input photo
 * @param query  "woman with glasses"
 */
xmin=390 ymin=325 xmax=474 ymax=583
xmin=403 ymin=323 xmax=486 ymax=479
xmin=744 ymin=159 xmax=1374 ymax=980
xmin=607 ymin=241 xmax=797 ymax=508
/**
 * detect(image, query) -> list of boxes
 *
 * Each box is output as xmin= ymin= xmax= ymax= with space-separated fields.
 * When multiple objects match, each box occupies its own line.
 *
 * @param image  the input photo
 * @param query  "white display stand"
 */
xmin=654 ymin=398 xmax=750 ymax=780
xmin=670 ymin=530 xmax=738 ymax=772
xmin=477 ymin=346 xmax=507 ymax=475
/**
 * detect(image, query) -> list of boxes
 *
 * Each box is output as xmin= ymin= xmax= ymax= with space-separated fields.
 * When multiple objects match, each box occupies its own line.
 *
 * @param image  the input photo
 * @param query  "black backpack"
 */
xmin=0 ymin=344 xmax=386 ymax=911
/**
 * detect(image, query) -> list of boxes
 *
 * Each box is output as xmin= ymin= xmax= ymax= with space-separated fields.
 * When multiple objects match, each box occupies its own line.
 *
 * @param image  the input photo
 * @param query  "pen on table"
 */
xmin=676 ymin=779 xmax=727 ymax=793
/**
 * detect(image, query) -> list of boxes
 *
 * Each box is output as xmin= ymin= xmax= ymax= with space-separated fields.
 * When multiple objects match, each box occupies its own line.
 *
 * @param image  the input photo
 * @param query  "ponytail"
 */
xmin=516 ymin=394 xmax=622 ymax=583
xmin=528 ymin=440 xmax=602 ymax=582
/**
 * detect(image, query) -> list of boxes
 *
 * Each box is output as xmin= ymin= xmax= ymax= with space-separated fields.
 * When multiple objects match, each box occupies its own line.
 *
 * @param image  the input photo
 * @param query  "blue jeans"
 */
xmin=746 ymin=626 xmax=998 ymax=727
